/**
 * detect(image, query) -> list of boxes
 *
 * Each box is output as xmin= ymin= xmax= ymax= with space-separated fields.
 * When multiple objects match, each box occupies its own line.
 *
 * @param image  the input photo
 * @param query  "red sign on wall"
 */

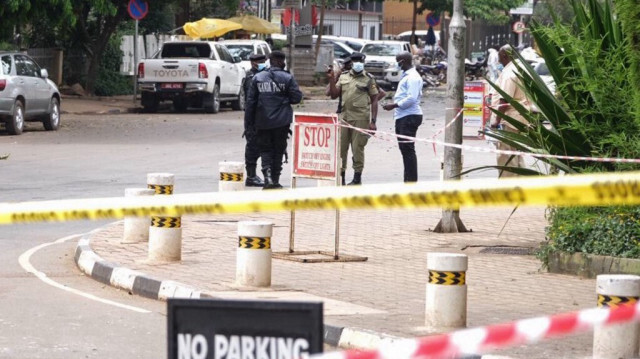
xmin=292 ymin=113 xmax=339 ymax=179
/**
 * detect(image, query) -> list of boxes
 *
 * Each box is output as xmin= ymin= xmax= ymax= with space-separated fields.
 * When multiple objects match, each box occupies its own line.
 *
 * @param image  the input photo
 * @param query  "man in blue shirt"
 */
xmin=382 ymin=51 xmax=424 ymax=182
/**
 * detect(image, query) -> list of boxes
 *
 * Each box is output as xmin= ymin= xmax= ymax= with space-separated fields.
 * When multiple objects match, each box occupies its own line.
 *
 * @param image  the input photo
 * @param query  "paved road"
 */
xmin=0 ymin=93 xmax=500 ymax=358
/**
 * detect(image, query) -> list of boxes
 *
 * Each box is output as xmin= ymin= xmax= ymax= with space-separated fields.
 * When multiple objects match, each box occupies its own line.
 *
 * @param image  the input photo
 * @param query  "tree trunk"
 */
xmin=411 ymin=0 xmax=417 ymax=45
xmin=84 ymin=6 xmax=127 ymax=95
xmin=315 ymin=0 xmax=326 ymax=57
xmin=433 ymin=0 xmax=468 ymax=234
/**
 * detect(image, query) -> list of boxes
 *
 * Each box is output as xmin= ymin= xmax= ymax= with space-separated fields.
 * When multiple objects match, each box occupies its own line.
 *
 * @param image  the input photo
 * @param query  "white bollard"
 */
xmin=147 ymin=173 xmax=182 ymax=262
xmin=236 ymin=221 xmax=272 ymax=287
xmin=122 ymin=188 xmax=155 ymax=243
xmin=593 ymin=274 xmax=640 ymax=359
xmin=219 ymin=161 xmax=245 ymax=192
xmin=425 ymin=252 xmax=468 ymax=329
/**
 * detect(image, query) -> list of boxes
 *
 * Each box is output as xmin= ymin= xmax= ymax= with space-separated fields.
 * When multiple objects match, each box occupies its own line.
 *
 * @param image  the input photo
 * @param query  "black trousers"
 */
xmin=395 ymin=114 xmax=423 ymax=182
xmin=244 ymin=131 xmax=260 ymax=169
xmin=256 ymin=125 xmax=289 ymax=177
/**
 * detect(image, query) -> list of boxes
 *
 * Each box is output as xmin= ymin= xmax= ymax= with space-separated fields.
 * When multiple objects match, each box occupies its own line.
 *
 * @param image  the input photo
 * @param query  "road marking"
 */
xmin=18 ymin=234 xmax=150 ymax=313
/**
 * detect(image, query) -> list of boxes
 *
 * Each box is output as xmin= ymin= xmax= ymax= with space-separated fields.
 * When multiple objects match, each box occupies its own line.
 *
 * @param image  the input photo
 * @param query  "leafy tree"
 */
xmin=418 ymin=0 xmax=528 ymax=24
xmin=532 ymin=0 xmax=574 ymax=25
xmin=615 ymin=0 xmax=640 ymax=125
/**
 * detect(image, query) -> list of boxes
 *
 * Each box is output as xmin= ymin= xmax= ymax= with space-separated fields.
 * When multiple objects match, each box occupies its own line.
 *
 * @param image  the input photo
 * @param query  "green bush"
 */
xmin=539 ymin=206 xmax=640 ymax=266
xmin=94 ymin=34 xmax=133 ymax=96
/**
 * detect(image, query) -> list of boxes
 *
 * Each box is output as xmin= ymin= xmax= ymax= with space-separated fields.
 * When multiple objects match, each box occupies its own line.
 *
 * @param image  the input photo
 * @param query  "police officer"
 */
xmin=325 ymin=57 xmax=352 ymax=113
xmin=327 ymin=52 xmax=380 ymax=185
xmin=244 ymin=50 xmax=304 ymax=190
xmin=243 ymin=53 xmax=268 ymax=187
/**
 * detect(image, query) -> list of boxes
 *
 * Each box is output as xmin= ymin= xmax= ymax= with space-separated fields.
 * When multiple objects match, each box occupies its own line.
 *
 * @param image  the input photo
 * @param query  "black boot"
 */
xmin=245 ymin=166 xmax=264 ymax=187
xmin=348 ymin=172 xmax=362 ymax=186
xmin=341 ymin=171 xmax=346 ymax=186
xmin=271 ymin=171 xmax=284 ymax=189
xmin=262 ymin=169 xmax=281 ymax=190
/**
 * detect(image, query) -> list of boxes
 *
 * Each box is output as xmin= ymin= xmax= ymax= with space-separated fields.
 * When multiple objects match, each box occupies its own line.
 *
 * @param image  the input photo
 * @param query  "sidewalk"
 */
xmin=75 ymin=203 xmax=597 ymax=358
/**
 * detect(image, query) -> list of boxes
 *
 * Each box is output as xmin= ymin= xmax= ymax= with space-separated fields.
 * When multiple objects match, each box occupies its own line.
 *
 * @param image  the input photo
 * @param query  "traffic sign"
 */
xmin=426 ymin=12 xmax=440 ymax=27
xmin=512 ymin=21 xmax=526 ymax=34
xmin=128 ymin=0 xmax=149 ymax=20
xmin=168 ymin=299 xmax=323 ymax=359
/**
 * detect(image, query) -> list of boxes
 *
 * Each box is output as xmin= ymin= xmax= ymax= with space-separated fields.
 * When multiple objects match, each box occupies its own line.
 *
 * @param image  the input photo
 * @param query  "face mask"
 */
xmin=352 ymin=62 xmax=364 ymax=73
xmin=497 ymin=63 xmax=504 ymax=71
xmin=257 ymin=63 xmax=267 ymax=71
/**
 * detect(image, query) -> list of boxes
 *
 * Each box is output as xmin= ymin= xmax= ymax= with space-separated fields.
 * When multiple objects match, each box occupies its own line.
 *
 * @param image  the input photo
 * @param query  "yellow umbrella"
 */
xmin=183 ymin=18 xmax=243 ymax=39
xmin=227 ymin=14 xmax=281 ymax=34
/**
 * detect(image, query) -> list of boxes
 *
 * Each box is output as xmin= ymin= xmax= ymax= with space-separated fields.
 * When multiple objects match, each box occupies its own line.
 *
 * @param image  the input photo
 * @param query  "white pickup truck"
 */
xmin=137 ymin=41 xmax=246 ymax=113
xmin=361 ymin=40 xmax=413 ymax=90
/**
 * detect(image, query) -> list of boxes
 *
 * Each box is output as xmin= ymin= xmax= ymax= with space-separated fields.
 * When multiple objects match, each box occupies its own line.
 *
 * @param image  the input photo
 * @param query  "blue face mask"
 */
xmin=352 ymin=62 xmax=364 ymax=73
xmin=496 ymin=63 xmax=504 ymax=71
xmin=257 ymin=63 xmax=267 ymax=71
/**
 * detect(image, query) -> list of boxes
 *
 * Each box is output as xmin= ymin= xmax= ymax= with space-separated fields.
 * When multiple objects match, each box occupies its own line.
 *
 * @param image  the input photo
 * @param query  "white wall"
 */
xmin=120 ymin=34 xmax=191 ymax=75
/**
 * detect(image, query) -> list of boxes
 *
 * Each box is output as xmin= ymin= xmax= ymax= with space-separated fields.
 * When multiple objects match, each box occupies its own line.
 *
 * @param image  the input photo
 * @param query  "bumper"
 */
xmin=138 ymin=82 xmax=209 ymax=94
xmin=0 ymin=97 xmax=14 ymax=117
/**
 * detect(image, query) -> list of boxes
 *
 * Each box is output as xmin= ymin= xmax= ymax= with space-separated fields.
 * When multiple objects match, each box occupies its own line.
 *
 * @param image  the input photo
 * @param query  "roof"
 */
xmin=223 ymin=39 xmax=268 ymax=45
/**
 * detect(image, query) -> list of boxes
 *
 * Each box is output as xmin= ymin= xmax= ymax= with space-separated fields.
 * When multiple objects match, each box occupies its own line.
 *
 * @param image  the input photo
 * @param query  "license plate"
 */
xmin=161 ymin=83 xmax=183 ymax=89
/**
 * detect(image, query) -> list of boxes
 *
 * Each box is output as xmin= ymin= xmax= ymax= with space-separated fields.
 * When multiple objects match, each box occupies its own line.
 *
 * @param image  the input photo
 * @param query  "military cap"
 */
xmin=350 ymin=52 xmax=366 ymax=61
xmin=249 ymin=53 xmax=266 ymax=61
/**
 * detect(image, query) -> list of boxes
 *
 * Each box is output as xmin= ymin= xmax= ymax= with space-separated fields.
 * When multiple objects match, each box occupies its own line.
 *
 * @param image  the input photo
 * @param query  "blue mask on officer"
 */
xmin=496 ymin=63 xmax=504 ymax=71
xmin=257 ymin=63 xmax=267 ymax=71
xmin=352 ymin=62 xmax=364 ymax=73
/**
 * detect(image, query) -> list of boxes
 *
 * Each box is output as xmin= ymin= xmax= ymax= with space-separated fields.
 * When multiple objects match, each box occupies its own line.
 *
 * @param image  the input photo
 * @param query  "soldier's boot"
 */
xmin=262 ymin=169 xmax=279 ymax=190
xmin=245 ymin=166 xmax=264 ymax=187
xmin=347 ymin=172 xmax=362 ymax=186
xmin=340 ymin=171 xmax=346 ymax=186
xmin=271 ymin=171 xmax=284 ymax=190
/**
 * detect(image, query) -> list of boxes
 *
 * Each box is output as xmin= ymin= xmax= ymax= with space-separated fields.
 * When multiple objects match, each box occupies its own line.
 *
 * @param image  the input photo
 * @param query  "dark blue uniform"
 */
xmin=244 ymin=66 xmax=303 ymax=187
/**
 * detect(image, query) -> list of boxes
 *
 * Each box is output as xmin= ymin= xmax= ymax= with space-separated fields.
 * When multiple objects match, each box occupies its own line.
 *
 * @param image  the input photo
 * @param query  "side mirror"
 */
xmin=40 ymin=69 xmax=49 ymax=79
xmin=233 ymin=56 xmax=242 ymax=63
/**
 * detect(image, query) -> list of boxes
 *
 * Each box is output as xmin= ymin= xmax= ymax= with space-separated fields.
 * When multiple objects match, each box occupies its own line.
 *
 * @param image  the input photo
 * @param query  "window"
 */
xmin=333 ymin=43 xmax=350 ymax=59
xmin=322 ymin=25 xmax=334 ymax=36
xmin=361 ymin=44 xmax=402 ymax=56
xmin=1 ymin=55 xmax=11 ymax=75
xmin=161 ymin=43 xmax=211 ymax=58
xmin=15 ymin=55 xmax=40 ymax=77
xmin=226 ymin=44 xmax=254 ymax=61
xmin=216 ymin=45 xmax=234 ymax=63
xmin=262 ymin=44 xmax=271 ymax=55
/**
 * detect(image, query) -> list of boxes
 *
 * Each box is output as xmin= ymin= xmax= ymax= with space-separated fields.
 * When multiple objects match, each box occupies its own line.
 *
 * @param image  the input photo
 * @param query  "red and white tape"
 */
xmin=313 ymin=302 xmax=640 ymax=359
xmin=337 ymin=121 xmax=640 ymax=165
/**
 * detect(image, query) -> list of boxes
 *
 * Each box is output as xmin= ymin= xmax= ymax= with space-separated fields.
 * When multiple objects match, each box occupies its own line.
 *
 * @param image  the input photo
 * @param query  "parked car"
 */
xmin=0 ymin=52 xmax=61 ymax=135
xmin=361 ymin=40 xmax=412 ymax=89
xmin=316 ymin=35 xmax=368 ymax=52
xmin=396 ymin=30 xmax=440 ymax=45
xmin=137 ymin=41 xmax=246 ymax=113
xmin=223 ymin=39 xmax=272 ymax=72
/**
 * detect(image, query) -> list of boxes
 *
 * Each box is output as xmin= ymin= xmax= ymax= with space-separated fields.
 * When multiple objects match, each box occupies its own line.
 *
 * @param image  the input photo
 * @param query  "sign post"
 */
xmin=168 ymin=299 xmax=323 ymax=359
xmin=128 ymin=0 xmax=149 ymax=103
xmin=272 ymin=113 xmax=366 ymax=263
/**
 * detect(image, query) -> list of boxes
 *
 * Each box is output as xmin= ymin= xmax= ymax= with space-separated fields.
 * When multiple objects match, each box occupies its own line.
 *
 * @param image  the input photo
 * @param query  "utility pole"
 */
xmin=433 ymin=0 xmax=468 ymax=233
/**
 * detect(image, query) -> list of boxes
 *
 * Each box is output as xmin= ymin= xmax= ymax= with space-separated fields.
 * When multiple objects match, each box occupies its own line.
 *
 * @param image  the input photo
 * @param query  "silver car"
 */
xmin=0 ymin=52 xmax=61 ymax=135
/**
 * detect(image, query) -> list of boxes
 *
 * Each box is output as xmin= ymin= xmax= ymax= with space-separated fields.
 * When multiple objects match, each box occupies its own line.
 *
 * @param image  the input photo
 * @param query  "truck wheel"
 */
xmin=173 ymin=98 xmax=188 ymax=113
xmin=43 ymin=97 xmax=60 ymax=131
xmin=141 ymin=93 xmax=159 ymax=113
xmin=6 ymin=100 xmax=24 ymax=135
xmin=204 ymin=84 xmax=220 ymax=114
xmin=231 ymin=83 xmax=245 ymax=111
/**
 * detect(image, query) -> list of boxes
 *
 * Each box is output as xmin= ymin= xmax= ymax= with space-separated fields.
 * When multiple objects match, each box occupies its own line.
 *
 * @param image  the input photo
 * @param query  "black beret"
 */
xmin=249 ymin=53 xmax=266 ymax=61
xmin=350 ymin=52 xmax=366 ymax=61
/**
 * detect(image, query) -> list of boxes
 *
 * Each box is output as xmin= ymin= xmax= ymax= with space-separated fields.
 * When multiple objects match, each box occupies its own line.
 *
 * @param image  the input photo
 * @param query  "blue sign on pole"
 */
xmin=128 ymin=0 xmax=149 ymax=20
xmin=426 ymin=12 xmax=441 ymax=27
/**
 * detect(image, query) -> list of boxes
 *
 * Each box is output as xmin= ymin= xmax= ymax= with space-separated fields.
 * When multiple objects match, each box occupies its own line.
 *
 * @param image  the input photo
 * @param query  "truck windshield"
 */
xmin=226 ymin=45 xmax=254 ymax=61
xmin=361 ymin=44 xmax=402 ymax=56
xmin=161 ymin=43 xmax=211 ymax=58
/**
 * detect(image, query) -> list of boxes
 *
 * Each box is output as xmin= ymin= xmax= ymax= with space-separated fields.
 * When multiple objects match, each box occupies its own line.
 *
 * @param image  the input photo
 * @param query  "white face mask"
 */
xmin=352 ymin=62 xmax=364 ymax=73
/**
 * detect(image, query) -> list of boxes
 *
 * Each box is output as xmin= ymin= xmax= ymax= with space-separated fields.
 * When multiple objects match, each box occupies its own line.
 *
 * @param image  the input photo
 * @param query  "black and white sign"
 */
xmin=168 ymin=299 xmax=323 ymax=359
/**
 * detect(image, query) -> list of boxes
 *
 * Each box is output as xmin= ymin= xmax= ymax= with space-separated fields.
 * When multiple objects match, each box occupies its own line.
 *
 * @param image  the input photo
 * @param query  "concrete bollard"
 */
xmin=219 ymin=161 xmax=245 ymax=192
xmin=147 ymin=173 xmax=182 ymax=261
xmin=593 ymin=274 xmax=640 ymax=359
xmin=236 ymin=221 xmax=272 ymax=287
xmin=425 ymin=252 xmax=468 ymax=329
xmin=122 ymin=188 xmax=155 ymax=243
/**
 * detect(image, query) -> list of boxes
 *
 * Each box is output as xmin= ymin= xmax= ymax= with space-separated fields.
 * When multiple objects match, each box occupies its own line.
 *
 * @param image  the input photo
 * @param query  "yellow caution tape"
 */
xmin=2 ymin=171 xmax=640 ymax=225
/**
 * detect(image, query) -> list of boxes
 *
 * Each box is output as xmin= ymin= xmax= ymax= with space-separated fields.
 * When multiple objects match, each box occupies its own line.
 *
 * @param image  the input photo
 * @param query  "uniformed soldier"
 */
xmin=243 ymin=53 xmax=268 ymax=187
xmin=327 ymin=52 xmax=381 ymax=185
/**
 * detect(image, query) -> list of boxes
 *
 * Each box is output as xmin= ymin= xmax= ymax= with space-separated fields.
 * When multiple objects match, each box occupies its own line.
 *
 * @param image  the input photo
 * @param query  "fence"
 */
xmin=441 ymin=18 xmax=514 ymax=60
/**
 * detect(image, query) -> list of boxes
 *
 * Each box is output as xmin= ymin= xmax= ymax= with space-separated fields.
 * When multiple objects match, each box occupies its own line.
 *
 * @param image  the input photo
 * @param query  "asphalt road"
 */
xmin=0 ymin=93 xmax=497 ymax=358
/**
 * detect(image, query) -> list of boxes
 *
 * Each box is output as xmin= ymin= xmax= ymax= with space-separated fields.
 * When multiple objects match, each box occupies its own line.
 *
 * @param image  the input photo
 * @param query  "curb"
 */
xmin=73 ymin=227 xmax=404 ymax=350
